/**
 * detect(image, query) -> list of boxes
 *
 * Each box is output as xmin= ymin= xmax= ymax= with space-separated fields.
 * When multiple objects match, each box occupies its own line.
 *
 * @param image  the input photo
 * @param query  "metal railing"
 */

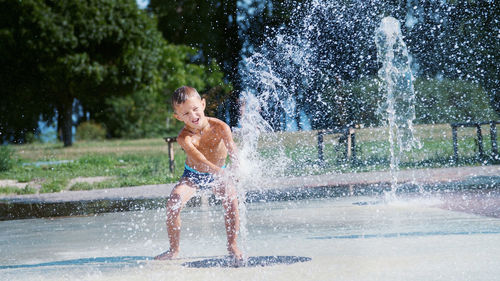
xmin=317 ymin=126 xmax=356 ymax=164
xmin=450 ymin=121 xmax=499 ymax=162
xmin=164 ymin=137 xmax=177 ymax=172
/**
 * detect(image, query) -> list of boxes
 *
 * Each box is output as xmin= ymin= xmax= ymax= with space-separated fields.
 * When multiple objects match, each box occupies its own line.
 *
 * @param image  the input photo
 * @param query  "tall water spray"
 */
xmin=235 ymin=1 xmax=381 ymax=195
xmin=235 ymin=5 xmax=423 ymax=203
xmin=375 ymin=17 xmax=420 ymax=195
xmin=235 ymin=1 xmax=334 ymax=182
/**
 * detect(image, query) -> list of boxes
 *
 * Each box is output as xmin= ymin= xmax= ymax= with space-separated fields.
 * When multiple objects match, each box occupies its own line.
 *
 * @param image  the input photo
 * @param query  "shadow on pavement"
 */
xmin=0 ymin=256 xmax=151 ymax=270
xmin=182 ymin=255 xmax=312 ymax=268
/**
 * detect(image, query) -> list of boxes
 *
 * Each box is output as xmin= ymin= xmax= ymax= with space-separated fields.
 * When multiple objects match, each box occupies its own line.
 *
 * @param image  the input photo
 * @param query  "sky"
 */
xmin=136 ymin=0 xmax=148 ymax=9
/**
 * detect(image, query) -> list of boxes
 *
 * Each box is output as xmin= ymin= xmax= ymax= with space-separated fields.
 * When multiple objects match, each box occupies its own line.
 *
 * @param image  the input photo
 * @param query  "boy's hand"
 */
xmin=218 ymin=166 xmax=240 ymax=185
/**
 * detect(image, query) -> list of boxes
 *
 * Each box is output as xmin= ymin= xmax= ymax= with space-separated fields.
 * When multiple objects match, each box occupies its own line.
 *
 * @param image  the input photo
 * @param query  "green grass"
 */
xmin=255 ymin=124 xmax=499 ymax=176
xmin=69 ymin=179 xmax=121 ymax=191
xmin=0 ymin=185 xmax=37 ymax=195
xmin=40 ymin=178 xmax=69 ymax=193
xmin=0 ymin=145 xmax=14 ymax=172
xmin=0 ymin=123 xmax=498 ymax=194
xmin=0 ymin=138 xmax=186 ymax=194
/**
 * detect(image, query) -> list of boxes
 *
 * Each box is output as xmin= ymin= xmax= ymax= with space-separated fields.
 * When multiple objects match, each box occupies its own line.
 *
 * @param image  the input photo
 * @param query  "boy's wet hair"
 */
xmin=172 ymin=86 xmax=201 ymax=109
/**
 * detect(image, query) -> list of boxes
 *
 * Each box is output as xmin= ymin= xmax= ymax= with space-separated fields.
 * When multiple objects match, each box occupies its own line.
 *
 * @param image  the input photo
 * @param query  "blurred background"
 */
xmin=0 ymin=0 xmax=498 ymax=193
xmin=1 ymin=0 xmax=498 ymax=146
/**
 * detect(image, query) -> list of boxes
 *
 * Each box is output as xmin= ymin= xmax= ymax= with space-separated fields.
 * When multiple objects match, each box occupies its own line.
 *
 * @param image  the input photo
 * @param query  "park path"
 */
xmin=0 ymin=165 xmax=498 ymax=220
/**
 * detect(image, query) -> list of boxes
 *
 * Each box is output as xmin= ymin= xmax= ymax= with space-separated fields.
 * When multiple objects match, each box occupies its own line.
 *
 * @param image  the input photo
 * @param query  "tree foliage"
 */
xmin=1 ymin=0 xmax=164 ymax=145
xmin=1 ymin=0 xmax=497 ymax=142
xmin=148 ymin=0 xmax=243 ymax=126
xmin=75 ymin=121 xmax=106 ymax=141
xmin=236 ymin=0 xmax=499 ymax=130
xmin=97 ymin=43 xmax=231 ymax=139
xmin=414 ymin=78 xmax=498 ymax=124
xmin=402 ymin=0 xmax=499 ymax=114
xmin=321 ymin=77 xmax=498 ymax=127
xmin=0 ymin=145 xmax=14 ymax=172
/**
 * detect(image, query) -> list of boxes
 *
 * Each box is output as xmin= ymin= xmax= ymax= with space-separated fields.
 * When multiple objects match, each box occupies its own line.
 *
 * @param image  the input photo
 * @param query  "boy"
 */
xmin=155 ymin=86 xmax=243 ymax=261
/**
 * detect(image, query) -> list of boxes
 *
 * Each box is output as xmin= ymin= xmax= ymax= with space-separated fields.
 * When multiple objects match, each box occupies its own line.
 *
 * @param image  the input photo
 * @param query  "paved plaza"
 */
xmin=1 ymin=165 xmax=499 ymax=219
xmin=0 ymin=165 xmax=499 ymax=280
xmin=1 ymin=195 xmax=500 ymax=281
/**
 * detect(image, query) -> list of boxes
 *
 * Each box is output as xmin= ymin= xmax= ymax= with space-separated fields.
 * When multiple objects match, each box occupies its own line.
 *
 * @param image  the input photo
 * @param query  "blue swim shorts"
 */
xmin=181 ymin=163 xmax=225 ymax=190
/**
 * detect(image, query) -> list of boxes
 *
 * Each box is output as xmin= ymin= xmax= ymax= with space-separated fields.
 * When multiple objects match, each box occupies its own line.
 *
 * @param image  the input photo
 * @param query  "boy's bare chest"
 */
xmin=190 ymin=132 xmax=225 ymax=153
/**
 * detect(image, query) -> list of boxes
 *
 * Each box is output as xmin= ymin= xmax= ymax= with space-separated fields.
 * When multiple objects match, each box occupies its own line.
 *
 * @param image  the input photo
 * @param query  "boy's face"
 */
xmin=173 ymin=95 xmax=207 ymax=128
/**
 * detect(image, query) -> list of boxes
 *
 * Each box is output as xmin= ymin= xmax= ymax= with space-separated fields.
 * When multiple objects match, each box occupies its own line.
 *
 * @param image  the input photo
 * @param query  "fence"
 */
xmin=317 ymin=126 xmax=356 ymax=164
xmin=164 ymin=121 xmax=499 ymax=174
xmin=164 ymin=137 xmax=177 ymax=172
xmin=451 ymin=121 xmax=499 ymax=162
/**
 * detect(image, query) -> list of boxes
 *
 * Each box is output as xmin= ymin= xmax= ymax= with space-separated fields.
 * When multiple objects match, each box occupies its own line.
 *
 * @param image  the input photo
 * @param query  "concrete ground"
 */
xmin=0 ymin=165 xmax=499 ymax=280
xmin=1 ymin=195 xmax=500 ymax=281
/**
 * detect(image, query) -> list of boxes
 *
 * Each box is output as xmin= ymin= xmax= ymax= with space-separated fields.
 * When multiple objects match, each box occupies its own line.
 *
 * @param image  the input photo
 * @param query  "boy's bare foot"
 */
xmin=228 ymin=244 xmax=243 ymax=260
xmin=154 ymin=250 xmax=179 ymax=260
xmin=227 ymin=245 xmax=245 ymax=267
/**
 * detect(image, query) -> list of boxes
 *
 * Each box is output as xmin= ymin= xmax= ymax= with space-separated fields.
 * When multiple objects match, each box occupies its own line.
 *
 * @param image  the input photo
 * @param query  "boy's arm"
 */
xmin=177 ymin=134 xmax=223 ymax=174
xmin=220 ymin=123 xmax=239 ymax=168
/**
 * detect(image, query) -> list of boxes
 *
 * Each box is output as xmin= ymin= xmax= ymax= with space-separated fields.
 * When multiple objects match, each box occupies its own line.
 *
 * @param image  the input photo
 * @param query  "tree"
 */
xmin=444 ymin=1 xmax=499 ymax=115
xmin=0 ymin=0 xmax=164 ymax=146
xmin=414 ymin=77 xmax=498 ymax=124
xmin=148 ymin=0 xmax=499 ymax=131
xmin=0 ymin=0 xmax=53 ymax=143
xmin=99 ymin=44 xmax=231 ymax=138
xmin=148 ymin=0 xmax=244 ymax=127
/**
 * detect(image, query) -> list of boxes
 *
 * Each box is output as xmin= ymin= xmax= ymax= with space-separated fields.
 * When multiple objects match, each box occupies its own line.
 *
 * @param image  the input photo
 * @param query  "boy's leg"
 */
xmin=155 ymin=181 xmax=196 ymax=260
xmin=214 ymin=183 xmax=242 ymax=259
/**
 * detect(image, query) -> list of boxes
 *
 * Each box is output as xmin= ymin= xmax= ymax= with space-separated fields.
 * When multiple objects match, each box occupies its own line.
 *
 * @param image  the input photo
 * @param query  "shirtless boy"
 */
xmin=155 ymin=86 xmax=242 ymax=261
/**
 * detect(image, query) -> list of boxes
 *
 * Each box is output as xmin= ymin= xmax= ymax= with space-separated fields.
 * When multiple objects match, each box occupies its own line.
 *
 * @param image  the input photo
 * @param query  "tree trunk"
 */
xmin=222 ymin=1 xmax=242 ymax=128
xmin=295 ymin=95 xmax=302 ymax=131
xmin=59 ymin=97 xmax=74 ymax=147
xmin=57 ymin=111 xmax=63 ymax=142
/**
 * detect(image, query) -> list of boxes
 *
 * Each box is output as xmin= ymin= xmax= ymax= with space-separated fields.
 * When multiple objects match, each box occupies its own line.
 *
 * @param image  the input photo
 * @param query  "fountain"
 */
xmin=375 ymin=16 xmax=421 ymax=197
xmin=1 ymin=1 xmax=499 ymax=280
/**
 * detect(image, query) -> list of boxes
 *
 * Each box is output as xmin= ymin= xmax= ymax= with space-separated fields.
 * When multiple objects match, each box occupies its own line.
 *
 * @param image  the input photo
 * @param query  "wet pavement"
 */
xmin=0 ymin=165 xmax=499 ymax=280
xmin=1 ymin=195 xmax=499 ymax=281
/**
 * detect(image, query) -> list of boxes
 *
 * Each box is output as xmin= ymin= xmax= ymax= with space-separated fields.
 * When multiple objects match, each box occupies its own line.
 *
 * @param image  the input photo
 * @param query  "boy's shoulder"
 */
xmin=207 ymin=117 xmax=229 ymax=128
xmin=176 ymin=118 xmax=229 ymax=138
xmin=176 ymin=127 xmax=188 ymax=143
xmin=208 ymin=117 xmax=232 ymax=134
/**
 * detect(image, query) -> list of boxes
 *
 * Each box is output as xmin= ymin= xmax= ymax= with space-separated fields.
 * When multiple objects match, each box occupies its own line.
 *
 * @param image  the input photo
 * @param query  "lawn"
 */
xmin=241 ymin=123 xmax=498 ymax=176
xmin=1 ymin=123 xmax=498 ymax=195
xmin=1 ymin=138 xmax=186 ymax=194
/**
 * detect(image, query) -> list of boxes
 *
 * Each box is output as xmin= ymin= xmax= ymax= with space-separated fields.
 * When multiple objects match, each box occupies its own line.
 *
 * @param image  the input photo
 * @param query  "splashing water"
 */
xmin=232 ymin=85 xmax=293 ymax=258
xmin=375 ymin=17 xmax=421 ymax=197
xmin=233 ymin=5 xmax=429 ymax=242
xmin=235 ymin=1 xmax=327 ymax=182
xmin=235 ymin=5 xmax=412 ymax=184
